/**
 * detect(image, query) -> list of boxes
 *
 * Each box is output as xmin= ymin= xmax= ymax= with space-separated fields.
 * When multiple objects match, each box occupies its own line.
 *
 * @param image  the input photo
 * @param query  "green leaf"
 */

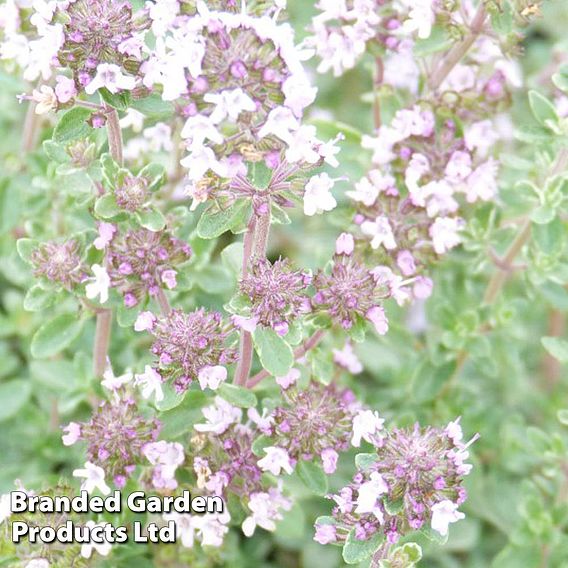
xmin=130 ymin=95 xmax=174 ymax=119
xmin=53 ymin=107 xmax=92 ymax=143
xmin=271 ymin=204 xmax=291 ymax=225
xmin=253 ymin=327 xmax=294 ymax=377
xmin=249 ymin=162 xmax=272 ymax=189
xmin=251 ymin=435 xmax=273 ymax=457
xmin=355 ymin=453 xmax=378 ymax=471
xmin=528 ymin=91 xmax=558 ymax=128
xmin=218 ymin=383 xmax=257 ymax=408
xmin=413 ymin=26 xmax=452 ymax=56
xmin=16 ymin=238 xmax=39 ymax=264
xmin=490 ymin=2 xmax=513 ymax=34
xmin=0 ymin=380 xmax=32 ymax=422
xmin=342 ymin=529 xmax=384 ymax=565
xmin=552 ymin=70 xmax=568 ymax=93
xmin=557 ymin=409 xmax=568 ymax=426
xmin=532 ymin=217 xmax=564 ymax=254
xmin=137 ymin=207 xmax=166 ymax=231
xmin=30 ymin=313 xmax=84 ymax=358
xmin=117 ymin=303 xmax=139 ymax=328
xmin=419 ymin=526 xmax=448 ymax=545
xmin=155 ymin=383 xmax=185 ymax=412
xmin=94 ymin=194 xmax=122 ymax=219
xmin=159 ymin=390 xmax=209 ymax=439
xmin=541 ymin=336 xmax=568 ymax=363
xmin=296 ymin=461 xmax=328 ymax=495
xmin=23 ymin=285 xmax=58 ymax=312
xmin=220 ymin=242 xmax=244 ymax=275
xmin=196 ymin=200 xmax=249 ymax=239
xmin=390 ymin=543 xmax=422 ymax=565
xmin=101 ymin=153 xmax=120 ymax=187
xmin=139 ymin=163 xmax=166 ymax=192
xmin=99 ymin=87 xmax=132 ymax=111
xmin=411 ymin=360 xmax=457 ymax=403
xmin=530 ymin=205 xmax=556 ymax=225
xmin=43 ymin=140 xmax=70 ymax=164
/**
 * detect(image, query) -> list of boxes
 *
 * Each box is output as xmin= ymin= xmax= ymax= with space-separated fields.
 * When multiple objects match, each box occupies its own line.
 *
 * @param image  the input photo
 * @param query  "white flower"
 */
xmin=180 ymin=146 xmax=228 ymax=182
xmin=102 ymin=366 xmax=133 ymax=391
xmin=361 ymin=216 xmax=397 ymax=250
xmin=429 ymin=216 xmax=464 ymax=255
xmin=444 ymin=150 xmax=472 ymax=185
xmin=72 ymin=462 xmax=110 ymax=495
xmin=26 ymin=559 xmax=50 ymax=568
xmin=93 ymin=222 xmax=116 ymax=250
xmin=134 ymin=311 xmax=157 ymax=332
xmin=257 ymin=106 xmax=299 ymax=144
xmin=445 ymin=417 xmax=464 ymax=445
xmin=194 ymin=397 xmax=242 ymax=435
xmin=464 ymin=158 xmax=498 ymax=203
xmin=62 ymin=422 xmax=81 ymax=446
xmin=464 ymin=120 xmax=499 ymax=158
xmin=282 ymin=73 xmax=317 ymax=117
xmin=81 ymin=521 xmax=112 ymax=558
xmin=161 ymin=269 xmax=177 ymax=289
xmin=431 ymin=500 xmax=465 ymax=536
xmin=303 ymin=173 xmax=337 ymax=216
xmin=247 ymin=407 xmax=274 ymax=434
xmin=351 ymin=409 xmax=385 ymax=447
xmin=32 ymin=85 xmax=56 ymax=114
xmin=402 ymin=0 xmax=435 ymax=39
xmin=242 ymin=487 xmax=291 ymax=536
xmin=164 ymin=512 xmax=195 ymax=547
xmin=347 ymin=176 xmax=379 ymax=206
xmin=258 ymin=446 xmax=294 ymax=476
xmin=85 ymin=264 xmax=110 ymax=304
xmin=355 ymin=471 xmax=388 ymax=520
xmin=143 ymin=441 xmax=184 ymax=489
xmin=180 ymin=114 xmax=223 ymax=149
xmin=134 ymin=365 xmax=164 ymax=403
xmin=119 ymin=108 xmax=145 ymax=132
xmin=204 ymin=88 xmax=256 ymax=123
xmin=192 ymin=511 xmax=231 ymax=547
xmin=285 ymin=125 xmax=321 ymax=164
xmin=197 ymin=365 xmax=227 ymax=390
xmin=333 ymin=342 xmax=363 ymax=374
xmin=85 ymin=63 xmax=136 ymax=95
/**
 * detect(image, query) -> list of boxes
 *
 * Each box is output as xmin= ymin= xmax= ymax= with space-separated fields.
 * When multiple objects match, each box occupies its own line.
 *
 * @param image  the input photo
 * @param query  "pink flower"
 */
xmin=429 ymin=217 xmax=464 ymax=255
xmin=161 ymin=269 xmax=177 ymax=289
xmin=366 ymin=305 xmax=389 ymax=335
xmin=335 ymin=233 xmax=354 ymax=255
xmin=55 ymin=75 xmax=77 ymax=103
xmin=275 ymin=368 xmax=300 ymax=389
xmin=361 ymin=216 xmax=396 ymax=250
xmin=62 ymin=422 xmax=81 ymax=446
xmin=197 ymin=365 xmax=227 ymax=390
xmin=351 ymin=409 xmax=385 ymax=447
xmin=396 ymin=250 xmax=416 ymax=276
xmin=314 ymin=523 xmax=337 ymax=544
xmin=93 ymin=222 xmax=116 ymax=250
xmin=413 ymin=276 xmax=433 ymax=299
xmin=134 ymin=311 xmax=157 ymax=332
xmin=321 ymin=448 xmax=339 ymax=474
xmin=231 ymin=314 xmax=259 ymax=333
xmin=333 ymin=342 xmax=363 ymax=374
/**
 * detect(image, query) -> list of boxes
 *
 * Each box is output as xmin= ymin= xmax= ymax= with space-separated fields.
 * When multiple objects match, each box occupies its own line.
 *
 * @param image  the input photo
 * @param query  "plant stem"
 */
xmin=247 ymin=329 xmax=326 ymax=388
xmin=428 ymin=3 xmax=487 ymax=91
xmin=93 ymin=309 xmax=112 ymax=377
xmin=21 ymin=100 xmax=39 ymax=153
xmin=92 ymin=107 xmax=124 ymax=377
xmin=156 ymin=287 xmax=172 ymax=316
xmin=234 ymin=211 xmax=271 ymax=386
xmin=373 ymin=57 xmax=384 ymax=131
xmin=106 ymin=107 xmax=124 ymax=166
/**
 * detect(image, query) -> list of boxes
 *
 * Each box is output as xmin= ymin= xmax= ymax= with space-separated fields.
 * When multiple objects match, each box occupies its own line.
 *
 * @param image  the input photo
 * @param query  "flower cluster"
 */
xmin=312 ymin=235 xmax=391 ymax=333
xmin=236 ymin=257 xmax=311 ymax=335
xmin=190 ymin=397 xmax=293 ymax=538
xmin=259 ymin=381 xmax=360 ymax=475
xmin=63 ymin=399 xmax=160 ymax=488
xmin=148 ymin=309 xmax=238 ymax=393
xmin=105 ymin=227 xmax=192 ymax=306
xmin=314 ymin=418 xmax=477 ymax=546
xmin=31 ymin=239 xmax=86 ymax=291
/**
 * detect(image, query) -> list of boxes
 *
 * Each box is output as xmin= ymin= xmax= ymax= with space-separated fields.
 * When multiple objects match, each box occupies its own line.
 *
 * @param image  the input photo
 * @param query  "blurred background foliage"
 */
xmin=1 ymin=0 xmax=568 ymax=567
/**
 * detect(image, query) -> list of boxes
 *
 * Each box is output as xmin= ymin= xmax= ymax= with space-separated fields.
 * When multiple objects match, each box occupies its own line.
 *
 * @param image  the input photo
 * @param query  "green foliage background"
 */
xmin=1 ymin=1 xmax=568 ymax=566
